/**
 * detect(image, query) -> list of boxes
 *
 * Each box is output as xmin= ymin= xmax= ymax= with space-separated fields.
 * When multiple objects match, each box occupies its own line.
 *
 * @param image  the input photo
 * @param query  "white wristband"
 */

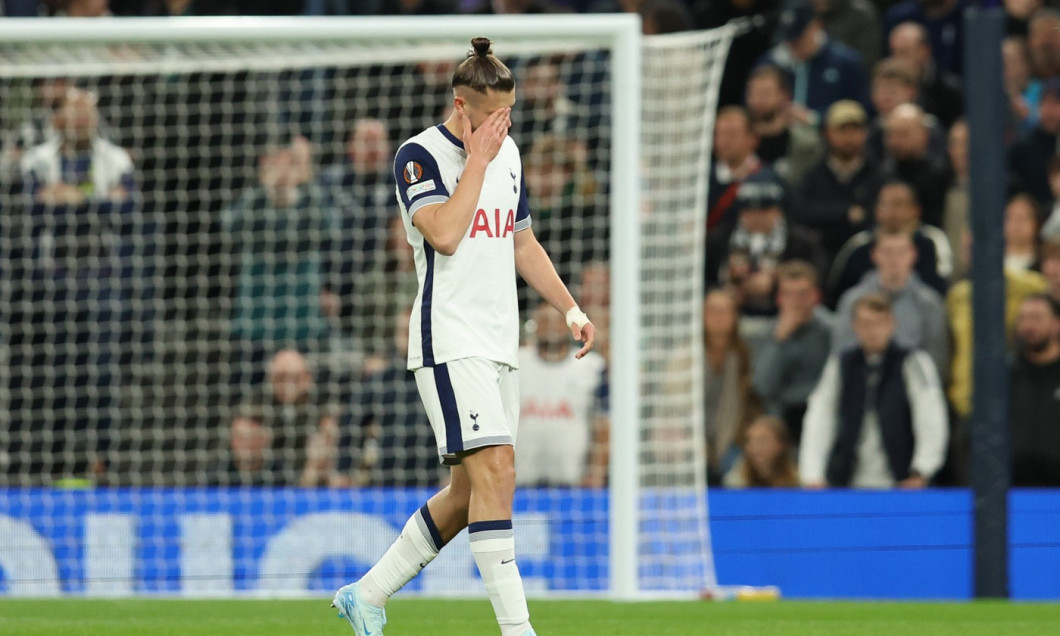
xmin=565 ymin=306 xmax=589 ymax=329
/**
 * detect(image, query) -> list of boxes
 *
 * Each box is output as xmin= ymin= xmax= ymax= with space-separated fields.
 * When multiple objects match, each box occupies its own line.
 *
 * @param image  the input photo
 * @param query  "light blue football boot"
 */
xmin=332 ymin=582 xmax=387 ymax=636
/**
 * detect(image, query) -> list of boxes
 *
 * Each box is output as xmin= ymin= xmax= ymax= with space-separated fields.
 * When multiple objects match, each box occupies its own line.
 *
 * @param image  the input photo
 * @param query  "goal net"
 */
xmin=0 ymin=16 xmax=737 ymax=598
xmin=636 ymin=28 xmax=737 ymax=595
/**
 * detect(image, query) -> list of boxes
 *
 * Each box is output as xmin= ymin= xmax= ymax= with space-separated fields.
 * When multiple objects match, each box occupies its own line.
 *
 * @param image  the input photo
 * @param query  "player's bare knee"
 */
xmin=479 ymin=462 xmax=516 ymax=496
xmin=465 ymin=445 xmax=516 ymax=490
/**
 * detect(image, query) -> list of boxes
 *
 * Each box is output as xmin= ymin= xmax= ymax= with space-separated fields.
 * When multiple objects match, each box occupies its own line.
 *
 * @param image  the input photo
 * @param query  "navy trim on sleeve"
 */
xmin=394 ymin=142 xmax=450 ymax=215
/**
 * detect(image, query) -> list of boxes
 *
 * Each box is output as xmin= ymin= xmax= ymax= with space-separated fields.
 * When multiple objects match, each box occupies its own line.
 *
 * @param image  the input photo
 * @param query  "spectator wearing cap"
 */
xmin=883 ymin=0 xmax=969 ymax=78
xmin=812 ymin=0 xmax=882 ymax=72
xmin=1009 ymin=294 xmax=1060 ymax=486
xmin=832 ymin=230 xmax=949 ymax=378
xmin=793 ymin=100 xmax=883 ymax=263
xmin=707 ymin=169 xmax=826 ymax=317
xmin=888 ymin=21 xmax=963 ymax=128
xmin=746 ymin=64 xmax=825 ymax=187
xmin=1009 ymin=76 xmax=1060 ymax=206
xmin=756 ymin=0 xmax=871 ymax=123
xmin=880 ymin=103 xmax=950 ymax=228
xmin=829 ymin=180 xmax=952 ymax=304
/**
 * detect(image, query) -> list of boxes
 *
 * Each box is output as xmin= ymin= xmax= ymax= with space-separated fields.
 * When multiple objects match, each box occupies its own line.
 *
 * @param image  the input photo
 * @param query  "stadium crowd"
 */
xmin=2 ymin=0 xmax=1060 ymax=491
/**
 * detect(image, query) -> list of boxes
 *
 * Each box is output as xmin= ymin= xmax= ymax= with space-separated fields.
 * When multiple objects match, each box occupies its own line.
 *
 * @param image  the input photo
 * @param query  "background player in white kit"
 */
xmin=333 ymin=37 xmax=595 ymax=636
xmin=517 ymin=302 xmax=608 ymax=487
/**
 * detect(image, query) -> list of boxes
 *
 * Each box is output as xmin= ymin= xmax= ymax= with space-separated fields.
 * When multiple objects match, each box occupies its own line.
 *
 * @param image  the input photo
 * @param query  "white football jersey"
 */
xmin=516 ymin=346 xmax=607 ymax=486
xmin=395 ymin=125 xmax=530 ymax=370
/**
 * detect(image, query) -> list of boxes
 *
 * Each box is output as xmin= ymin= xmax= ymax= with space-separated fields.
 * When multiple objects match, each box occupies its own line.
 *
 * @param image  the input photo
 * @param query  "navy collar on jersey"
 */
xmin=436 ymin=124 xmax=465 ymax=151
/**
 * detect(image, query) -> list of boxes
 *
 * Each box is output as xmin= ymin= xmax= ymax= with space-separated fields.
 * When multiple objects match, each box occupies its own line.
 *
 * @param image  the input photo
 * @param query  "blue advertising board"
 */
xmin=0 ymin=488 xmax=1056 ymax=599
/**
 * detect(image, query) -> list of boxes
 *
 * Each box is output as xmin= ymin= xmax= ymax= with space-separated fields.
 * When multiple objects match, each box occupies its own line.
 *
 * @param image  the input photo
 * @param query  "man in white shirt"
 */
xmin=801 ymin=292 xmax=948 ymax=488
xmin=516 ymin=302 xmax=608 ymax=487
xmin=333 ymin=38 xmax=594 ymax=636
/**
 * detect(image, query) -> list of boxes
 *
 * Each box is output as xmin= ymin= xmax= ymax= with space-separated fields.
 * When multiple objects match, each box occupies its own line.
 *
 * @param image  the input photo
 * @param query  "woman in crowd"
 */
xmin=724 ymin=415 xmax=800 ymax=488
xmin=703 ymin=288 xmax=760 ymax=484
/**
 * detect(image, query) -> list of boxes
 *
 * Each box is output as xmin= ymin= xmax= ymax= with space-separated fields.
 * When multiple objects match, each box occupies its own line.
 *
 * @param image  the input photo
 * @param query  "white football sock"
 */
xmin=469 ymin=520 xmax=532 ymax=636
xmin=359 ymin=503 xmax=444 ymax=607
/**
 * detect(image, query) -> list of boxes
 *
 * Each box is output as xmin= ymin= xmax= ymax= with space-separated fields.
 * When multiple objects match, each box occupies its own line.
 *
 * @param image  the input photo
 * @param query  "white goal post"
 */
xmin=0 ymin=16 xmax=743 ymax=599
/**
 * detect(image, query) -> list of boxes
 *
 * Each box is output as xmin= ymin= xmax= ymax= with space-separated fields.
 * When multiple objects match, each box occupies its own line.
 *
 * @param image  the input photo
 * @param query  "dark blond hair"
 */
xmin=852 ymin=291 xmax=893 ymax=317
xmin=452 ymin=37 xmax=515 ymax=94
xmin=873 ymin=57 xmax=919 ymax=88
xmin=776 ymin=259 xmax=819 ymax=288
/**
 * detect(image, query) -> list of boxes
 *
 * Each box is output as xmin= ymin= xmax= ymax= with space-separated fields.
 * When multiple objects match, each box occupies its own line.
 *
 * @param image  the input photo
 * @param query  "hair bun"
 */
xmin=470 ymin=37 xmax=492 ymax=58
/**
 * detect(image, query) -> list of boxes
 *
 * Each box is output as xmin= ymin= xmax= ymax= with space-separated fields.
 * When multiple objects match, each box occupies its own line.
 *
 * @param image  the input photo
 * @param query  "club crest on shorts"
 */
xmin=404 ymin=161 xmax=424 ymax=184
xmin=470 ymin=411 xmax=480 ymax=431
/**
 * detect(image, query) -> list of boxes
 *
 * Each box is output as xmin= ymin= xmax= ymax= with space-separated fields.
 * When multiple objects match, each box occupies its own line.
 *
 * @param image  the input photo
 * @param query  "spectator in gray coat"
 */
xmin=832 ymin=230 xmax=949 ymax=377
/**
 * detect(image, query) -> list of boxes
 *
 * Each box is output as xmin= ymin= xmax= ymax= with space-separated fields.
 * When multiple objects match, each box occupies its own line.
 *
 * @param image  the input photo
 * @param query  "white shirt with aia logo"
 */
xmin=515 ymin=346 xmax=607 ymax=486
xmin=395 ymin=125 xmax=531 ymax=370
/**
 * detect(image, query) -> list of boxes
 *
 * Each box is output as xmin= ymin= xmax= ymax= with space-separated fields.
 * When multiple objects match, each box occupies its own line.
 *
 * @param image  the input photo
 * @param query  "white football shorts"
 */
xmin=414 ymin=357 xmax=519 ymax=465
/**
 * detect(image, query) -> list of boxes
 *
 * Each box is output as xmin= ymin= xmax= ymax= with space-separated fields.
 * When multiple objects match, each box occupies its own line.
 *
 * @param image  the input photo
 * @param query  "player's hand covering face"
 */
xmin=457 ymin=88 xmax=514 ymax=162
xmin=460 ymin=105 xmax=511 ymax=164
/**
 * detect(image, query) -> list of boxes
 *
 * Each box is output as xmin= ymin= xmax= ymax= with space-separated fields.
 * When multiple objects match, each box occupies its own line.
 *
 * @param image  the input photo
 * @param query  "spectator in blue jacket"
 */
xmin=757 ymin=0 xmax=872 ymax=123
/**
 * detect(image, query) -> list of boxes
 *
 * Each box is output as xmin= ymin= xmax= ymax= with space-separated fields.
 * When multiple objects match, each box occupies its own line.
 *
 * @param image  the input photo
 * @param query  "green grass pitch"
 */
xmin=1 ymin=598 xmax=1058 ymax=636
